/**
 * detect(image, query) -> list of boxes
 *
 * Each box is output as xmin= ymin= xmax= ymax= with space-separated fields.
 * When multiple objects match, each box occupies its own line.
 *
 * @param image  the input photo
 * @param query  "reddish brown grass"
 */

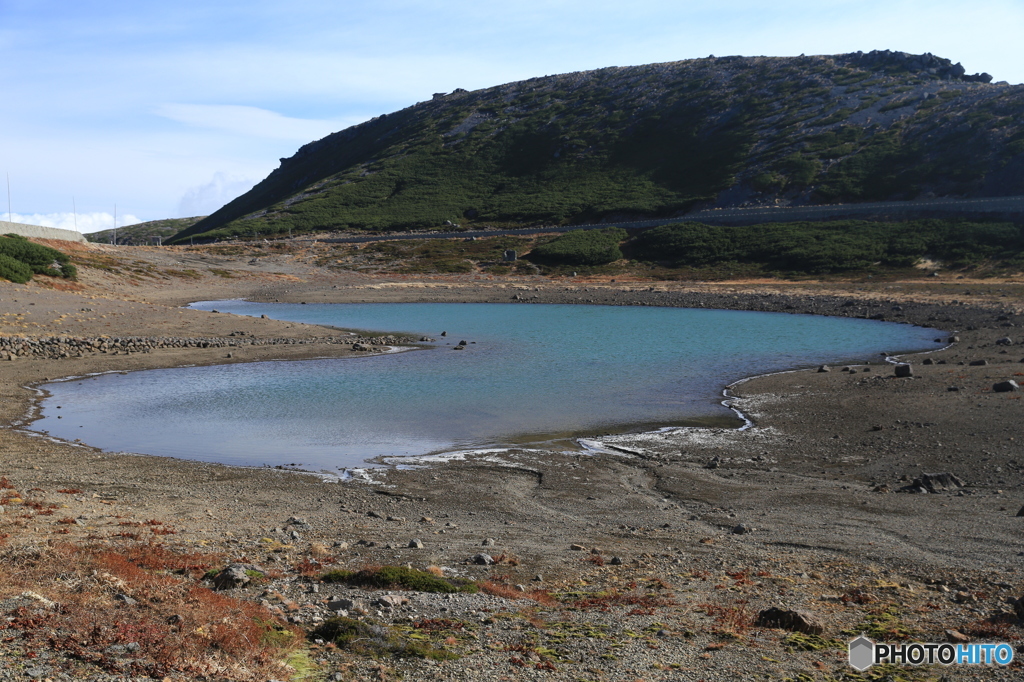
xmin=698 ymin=601 xmax=753 ymax=636
xmin=478 ymin=581 xmax=557 ymax=606
xmin=566 ymin=589 xmax=677 ymax=612
xmin=0 ymin=541 xmax=299 ymax=680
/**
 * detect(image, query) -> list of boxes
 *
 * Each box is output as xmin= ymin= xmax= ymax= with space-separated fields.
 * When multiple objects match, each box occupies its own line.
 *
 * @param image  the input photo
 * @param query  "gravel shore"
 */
xmin=1 ymin=241 xmax=1022 ymax=680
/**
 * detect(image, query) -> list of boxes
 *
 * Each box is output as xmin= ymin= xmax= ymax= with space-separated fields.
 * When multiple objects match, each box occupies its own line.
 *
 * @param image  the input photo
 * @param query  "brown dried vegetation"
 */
xmin=0 ymin=539 xmax=303 ymax=680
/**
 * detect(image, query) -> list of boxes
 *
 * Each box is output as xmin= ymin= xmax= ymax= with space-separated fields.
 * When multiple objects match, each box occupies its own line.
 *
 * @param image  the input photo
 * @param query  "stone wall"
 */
xmin=0 ymin=221 xmax=87 ymax=244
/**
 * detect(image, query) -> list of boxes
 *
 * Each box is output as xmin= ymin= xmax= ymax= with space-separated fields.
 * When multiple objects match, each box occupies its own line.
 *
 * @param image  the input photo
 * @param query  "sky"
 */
xmin=2 ymin=0 xmax=1022 ymax=233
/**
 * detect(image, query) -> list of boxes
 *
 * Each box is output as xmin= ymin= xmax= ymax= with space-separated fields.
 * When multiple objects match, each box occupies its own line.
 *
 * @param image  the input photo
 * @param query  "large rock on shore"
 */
xmin=755 ymin=607 xmax=824 ymax=635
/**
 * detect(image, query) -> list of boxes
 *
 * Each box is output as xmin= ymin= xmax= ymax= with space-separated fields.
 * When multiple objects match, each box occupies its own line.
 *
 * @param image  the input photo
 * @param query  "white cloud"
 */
xmin=7 ymin=212 xmax=142 ymax=234
xmin=177 ymin=172 xmax=257 ymax=217
xmin=155 ymin=103 xmax=350 ymax=142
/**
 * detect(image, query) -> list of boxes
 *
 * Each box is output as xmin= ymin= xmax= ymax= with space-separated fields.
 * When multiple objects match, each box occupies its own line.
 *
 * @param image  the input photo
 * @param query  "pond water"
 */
xmin=33 ymin=302 xmax=942 ymax=471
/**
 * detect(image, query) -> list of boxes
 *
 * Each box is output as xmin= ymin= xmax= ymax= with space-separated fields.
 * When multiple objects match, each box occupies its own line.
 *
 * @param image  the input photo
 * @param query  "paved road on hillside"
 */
xmin=317 ymin=194 xmax=1024 ymax=244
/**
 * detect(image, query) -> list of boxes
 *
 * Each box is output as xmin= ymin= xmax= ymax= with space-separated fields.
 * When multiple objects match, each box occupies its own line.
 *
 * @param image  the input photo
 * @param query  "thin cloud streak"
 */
xmin=8 ymin=212 xmax=142 ymax=234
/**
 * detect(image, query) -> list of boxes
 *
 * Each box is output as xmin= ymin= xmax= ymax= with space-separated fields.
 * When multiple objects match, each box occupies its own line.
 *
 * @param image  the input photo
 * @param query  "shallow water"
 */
xmin=34 ymin=302 xmax=942 ymax=470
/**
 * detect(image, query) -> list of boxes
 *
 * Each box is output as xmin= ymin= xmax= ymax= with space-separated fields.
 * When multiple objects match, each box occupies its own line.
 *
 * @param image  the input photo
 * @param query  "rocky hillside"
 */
xmin=170 ymin=51 xmax=1024 ymax=243
xmin=89 ymin=216 xmax=204 ymax=245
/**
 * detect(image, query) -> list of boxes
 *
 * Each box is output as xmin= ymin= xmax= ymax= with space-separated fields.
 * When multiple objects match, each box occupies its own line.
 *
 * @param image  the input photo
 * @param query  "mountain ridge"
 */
xmin=171 ymin=50 xmax=1024 ymax=243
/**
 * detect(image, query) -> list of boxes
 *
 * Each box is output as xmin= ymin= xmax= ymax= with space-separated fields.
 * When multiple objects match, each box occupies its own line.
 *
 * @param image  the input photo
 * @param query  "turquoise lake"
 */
xmin=33 ymin=302 xmax=943 ymax=471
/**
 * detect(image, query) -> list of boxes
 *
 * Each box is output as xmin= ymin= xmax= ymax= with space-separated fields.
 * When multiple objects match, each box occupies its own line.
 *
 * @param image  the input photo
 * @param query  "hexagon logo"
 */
xmin=849 ymin=634 xmax=875 ymax=671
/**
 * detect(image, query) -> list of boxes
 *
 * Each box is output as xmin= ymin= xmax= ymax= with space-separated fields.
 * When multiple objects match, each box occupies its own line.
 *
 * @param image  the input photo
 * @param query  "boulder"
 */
xmin=897 ymin=472 xmax=965 ymax=494
xmin=408 ymin=538 xmax=424 ymax=549
xmin=212 ymin=564 xmax=253 ymax=590
xmin=969 ymin=359 xmax=988 ymax=366
xmin=894 ymin=364 xmax=913 ymax=378
xmin=993 ymin=380 xmax=1020 ymax=393
xmin=755 ymin=607 xmax=824 ymax=635
xmin=471 ymin=553 xmax=494 ymax=565
xmin=996 ymin=337 xmax=1014 ymax=346
xmin=375 ymin=594 xmax=408 ymax=609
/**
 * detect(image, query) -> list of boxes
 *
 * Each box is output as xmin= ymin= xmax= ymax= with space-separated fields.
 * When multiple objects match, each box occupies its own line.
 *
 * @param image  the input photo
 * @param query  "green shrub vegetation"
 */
xmin=627 ymin=219 xmax=1024 ymax=274
xmin=0 ymin=253 xmax=33 ymax=283
xmin=312 ymin=616 xmax=459 ymax=661
xmin=319 ymin=566 xmax=478 ymax=593
xmin=0 ymin=234 xmax=77 ymax=281
xmin=527 ymin=227 xmax=627 ymax=265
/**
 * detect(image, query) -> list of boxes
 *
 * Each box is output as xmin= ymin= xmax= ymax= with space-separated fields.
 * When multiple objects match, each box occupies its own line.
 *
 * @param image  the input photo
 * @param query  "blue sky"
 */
xmin=2 ymin=0 xmax=1022 ymax=232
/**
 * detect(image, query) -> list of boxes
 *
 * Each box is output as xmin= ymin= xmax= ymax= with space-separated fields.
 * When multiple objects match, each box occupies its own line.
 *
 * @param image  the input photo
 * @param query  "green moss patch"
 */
xmin=319 ymin=566 xmax=477 ymax=593
xmin=312 ymin=616 xmax=460 ymax=661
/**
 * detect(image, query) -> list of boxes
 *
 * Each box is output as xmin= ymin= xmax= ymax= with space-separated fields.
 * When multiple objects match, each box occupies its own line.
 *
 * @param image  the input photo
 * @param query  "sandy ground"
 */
xmin=2 ymin=239 xmax=1024 ymax=680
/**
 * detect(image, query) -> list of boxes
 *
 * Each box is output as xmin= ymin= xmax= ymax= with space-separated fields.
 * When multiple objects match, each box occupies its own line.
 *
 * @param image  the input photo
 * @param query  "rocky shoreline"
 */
xmin=0 ymin=332 xmax=412 ymax=361
xmin=1 ymin=247 xmax=1023 ymax=680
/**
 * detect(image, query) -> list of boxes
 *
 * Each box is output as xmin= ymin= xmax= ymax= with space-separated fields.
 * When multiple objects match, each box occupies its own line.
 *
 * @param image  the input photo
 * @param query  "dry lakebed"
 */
xmin=0 ymin=239 xmax=1023 ymax=681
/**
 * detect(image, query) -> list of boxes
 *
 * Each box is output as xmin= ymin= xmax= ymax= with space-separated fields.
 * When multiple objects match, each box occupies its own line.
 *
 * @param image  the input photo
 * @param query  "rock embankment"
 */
xmin=0 ymin=333 xmax=410 ymax=360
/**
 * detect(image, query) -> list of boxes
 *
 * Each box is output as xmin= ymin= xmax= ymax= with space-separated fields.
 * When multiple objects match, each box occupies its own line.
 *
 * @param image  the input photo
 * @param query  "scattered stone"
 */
xmin=532 ymin=574 xmax=543 ymax=582
xmin=996 ymin=337 xmax=1014 ymax=346
xmin=817 ymin=365 xmax=830 ymax=372
xmin=897 ymin=472 xmax=965 ymax=494
xmin=408 ymin=538 xmax=424 ymax=549
xmin=755 ymin=607 xmax=825 ymax=635
xmin=1016 ymin=505 xmax=1024 ymax=517
xmin=375 ymin=594 xmax=409 ymax=609
xmin=114 ymin=593 xmax=138 ymax=606
xmin=569 ymin=544 xmax=587 ymax=551
xmin=946 ymin=629 xmax=970 ymax=643
xmin=922 ymin=358 xmax=933 ymax=365
xmin=472 ymin=553 xmax=494 ymax=565
xmin=367 ymin=510 xmax=384 ymax=518
xmin=705 ymin=456 xmax=720 ymax=469
xmin=610 ymin=556 xmax=623 ymax=565
xmin=482 ymin=538 xmax=496 ymax=546
xmin=328 ymin=598 xmax=360 ymax=612
xmin=969 ymin=359 xmax=988 ymax=366
xmin=387 ymin=515 xmax=406 ymax=522
xmin=732 ymin=523 xmax=751 ymax=534
xmin=419 ymin=516 xmax=434 ymax=523
xmin=948 ymin=336 xmax=960 ymax=343
xmin=993 ymin=380 xmax=1020 ymax=393
xmin=894 ymin=364 xmax=913 ymax=378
